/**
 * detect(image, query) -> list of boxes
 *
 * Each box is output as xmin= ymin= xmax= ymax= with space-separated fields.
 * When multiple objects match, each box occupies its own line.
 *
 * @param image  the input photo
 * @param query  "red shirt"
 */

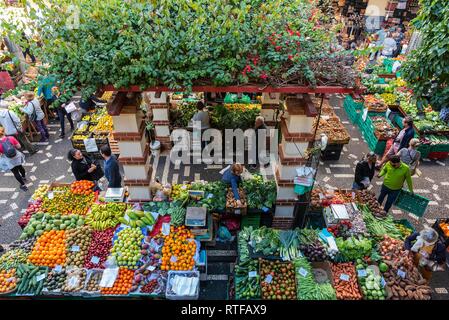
xmin=0 ymin=136 xmax=19 ymax=154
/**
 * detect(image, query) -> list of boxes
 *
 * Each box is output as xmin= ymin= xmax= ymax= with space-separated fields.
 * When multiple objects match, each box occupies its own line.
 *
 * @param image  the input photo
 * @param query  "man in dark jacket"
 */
xmin=100 ymin=145 xmax=122 ymax=188
xmin=79 ymin=95 xmax=107 ymax=114
xmin=352 ymin=152 xmax=377 ymax=190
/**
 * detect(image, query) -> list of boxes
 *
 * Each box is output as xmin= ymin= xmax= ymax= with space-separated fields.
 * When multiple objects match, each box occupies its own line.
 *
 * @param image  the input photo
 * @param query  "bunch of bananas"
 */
xmin=93 ymin=114 xmax=113 ymax=132
xmin=85 ymin=203 xmax=126 ymax=230
xmin=101 ymin=91 xmax=113 ymax=101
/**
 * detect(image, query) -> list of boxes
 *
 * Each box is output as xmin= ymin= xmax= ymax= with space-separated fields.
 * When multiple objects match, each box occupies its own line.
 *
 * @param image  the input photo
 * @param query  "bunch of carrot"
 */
xmin=331 ymin=263 xmax=362 ymax=300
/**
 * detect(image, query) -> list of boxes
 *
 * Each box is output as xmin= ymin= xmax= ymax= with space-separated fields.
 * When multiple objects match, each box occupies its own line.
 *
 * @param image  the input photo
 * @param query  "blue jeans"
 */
xmin=377 ymin=184 xmax=401 ymax=213
xmin=352 ymin=182 xmax=363 ymax=190
xmin=34 ymin=119 xmax=49 ymax=141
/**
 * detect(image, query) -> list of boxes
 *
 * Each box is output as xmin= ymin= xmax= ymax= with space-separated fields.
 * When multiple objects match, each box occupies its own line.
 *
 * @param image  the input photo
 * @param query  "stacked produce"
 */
xmin=371 ymin=117 xmax=398 ymax=140
xmin=226 ymin=188 xmax=247 ymax=208
xmin=111 ymin=227 xmax=144 ymax=269
xmin=188 ymin=181 xmax=227 ymax=211
xmin=16 ymin=264 xmax=48 ymax=295
xmin=259 ymin=259 xmax=296 ymax=300
xmin=238 ymin=227 xmax=253 ymax=262
xmin=345 ymin=204 xmax=368 ymax=236
xmin=314 ymin=117 xmax=350 ymax=144
xmin=439 ymin=221 xmax=449 ymax=237
xmin=100 ymin=268 xmax=134 ymax=295
xmin=380 ymin=93 xmax=397 ymax=105
xmin=41 ymin=186 xmax=95 ymax=215
xmin=84 ymin=270 xmax=102 ymax=293
xmin=62 ymin=268 xmax=87 ymax=293
xmin=395 ymin=222 xmax=414 ymax=239
xmin=360 ymin=206 xmax=402 ymax=239
xmin=70 ymin=180 xmax=95 ymax=195
xmin=249 ymin=227 xmax=280 ymax=257
xmin=119 ymin=207 xmax=156 ymax=228
xmin=44 ymin=268 xmax=67 ymax=293
xmin=9 ymin=237 xmax=37 ymax=252
xmin=32 ymin=185 xmax=49 ymax=201
xmin=21 ymin=213 xmax=84 ymax=239
xmin=65 ymin=227 xmax=92 ymax=267
xmin=378 ymin=235 xmax=431 ymax=300
xmin=0 ymin=269 xmax=18 ymax=293
xmin=84 ymin=228 xmax=115 ymax=269
xmin=364 ymin=95 xmax=387 ymax=112
xmin=356 ymin=190 xmax=387 ymax=218
xmin=242 ymin=175 xmax=276 ymax=210
xmin=401 ymin=100 xmax=449 ymax=133
xmin=138 ymin=273 xmax=167 ymax=295
xmin=234 ymin=259 xmax=261 ymax=300
xmin=336 ymin=236 xmax=372 ymax=262
xmin=0 ymin=249 xmax=28 ymax=270
xmin=86 ymin=203 xmax=126 ymax=230
xmin=297 ymin=229 xmax=328 ymax=262
xmin=355 ymin=264 xmax=387 ymax=300
xmin=131 ymin=237 xmax=164 ymax=292
xmin=331 ymin=263 xmax=362 ymax=300
xmin=327 ymin=221 xmax=353 ymax=239
xmin=28 ymin=230 xmax=67 ymax=267
xmin=160 ymin=226 xmax=196 ymax=271
xmin=278 ymin=230 xmax=301 ymax=261
xmin=294 ymin=258 xmax=336 ymax=300
xmin=18 ymin=200 xmax=43 ymax=229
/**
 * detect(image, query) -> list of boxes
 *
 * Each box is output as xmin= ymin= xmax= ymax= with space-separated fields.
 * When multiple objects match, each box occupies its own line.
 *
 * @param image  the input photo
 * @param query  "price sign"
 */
xmin=207 ymin=193 xmax=214 ymax=199
xmin=6 ymin=277 xmax=15 ymax=283
xmin=340 ymin=274 xmax=350 ymax=282
xmin=71 ymin=245 xmax=80 ymax=252
xmin=264 ymin=274 xmax=273 ymax=283
xmin=147 ymin=265 xmax=156 ymax=271
xmin=47 ymin=191 xmax=54 ymax=200
xmin=36 ymin=273 xmax=46 ymax=282
xmin=54 ymin=265 xmax=63 ymax=273
xmin=381 ymin=277 xmax=386 ymax=288
xmin=397 ymin=270 xmax=406 ymax=279
xmin=91 ymin=256 xmax=100 ymax=265
xmin=83 ymin=138 xmax=99 ymax=153
xmin=357 ymin=269 xmax=367 ymax=277
xmin=162 ymin=223 xmax=171 ymax=236
xmin=262 ymin=207 xmax=269 ymax=213
xmin=298 ymin=268 xmax=308 ymax=278
xmin=170 ymin=256 xmax=177 ymax=263
xmin=68 ymin=276 xmax=78 ymax=287
xmin=362 ymin=108 xmax=368 ymax=122
xmin=248 ymin=271 xmax=257 ymax=278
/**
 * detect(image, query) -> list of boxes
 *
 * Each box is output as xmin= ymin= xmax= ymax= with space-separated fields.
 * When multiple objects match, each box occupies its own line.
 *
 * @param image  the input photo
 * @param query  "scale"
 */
xmin=185 ymin=207 xmax=208 ymax=236
xmin=324 ymin=204 xmax=350 ymax=227
xmin=104 ymin=188 xmax=125 ymax=202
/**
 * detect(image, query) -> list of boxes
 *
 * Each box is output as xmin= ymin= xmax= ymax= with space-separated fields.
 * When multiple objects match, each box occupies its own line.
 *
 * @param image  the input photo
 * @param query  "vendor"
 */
xmin=222 ymin=163 xmax=244 ymax=206
xmin=79 ymin=94 xmax=107 ymax=114
xmin=189 ymin=101 xmax=210 ymax=130
xmin=404 ymin=228 xmax=446 ymax=271
xmin=352 ymin=152 xmax=377 ymax=190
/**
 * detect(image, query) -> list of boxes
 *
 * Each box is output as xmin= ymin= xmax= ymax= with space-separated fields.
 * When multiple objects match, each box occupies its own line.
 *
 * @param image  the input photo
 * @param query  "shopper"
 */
xmin=404 ymin=228 xmax=447 ymax=271
xmin=0 ymin=127 xmax=28 ymax=191
xmin=68 ymin=149 xmax=104 ymax=182
xmin=52 ymin=87 xmax=74 ymax=138
xmin=19 ymin=92 xmax=49 ymax=142
xmin=222 ymin=163 xmax=244 ymax=206
xmin=21 ymin=32 xmax=36 ymax=64
xmin=250 ymin=116 xmax=269 ymax=170
xmin=378 ymin=116 xmax=415 ymax=169
xmin=190 ymin=101 xmax=210 ymax=130
xmin=37 ymin=75 xmax=57 ymax=108
xmin=79 ymin=95 xmax=107 ymax=114
xmin=381 ymin=32 xmax=397 ymax=58
xmin=352 ymin=152 xmax=377 ymax=190
xmin=377 ymin=155 xmax=413 ymax=213
xmin=397 ymin=138 xmax=421 ymax=175
xmin=100 ymin=145 xmax=122 ymax=188
xmin=0 ymin=103 xmax=37 ymax=154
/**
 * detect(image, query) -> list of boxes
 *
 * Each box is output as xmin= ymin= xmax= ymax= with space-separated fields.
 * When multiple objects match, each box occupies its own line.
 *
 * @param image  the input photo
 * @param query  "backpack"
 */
xmin=28 ymin=101 xmax=38 ymax=122
xmin=1 ymin=137 xmax=17 ymax=158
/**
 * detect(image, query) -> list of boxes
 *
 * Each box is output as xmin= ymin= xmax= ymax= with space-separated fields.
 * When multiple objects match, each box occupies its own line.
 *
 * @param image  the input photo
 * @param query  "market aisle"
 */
xmin=316 ymin=95 xmax=449 ymax=230
xmin=0 ymin=120 xmax=75 ymax=244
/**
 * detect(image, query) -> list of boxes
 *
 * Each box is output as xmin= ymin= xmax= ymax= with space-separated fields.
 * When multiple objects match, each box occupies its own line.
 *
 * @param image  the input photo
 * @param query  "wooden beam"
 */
xmin=103 ymin=84 xmax=355 ymax=94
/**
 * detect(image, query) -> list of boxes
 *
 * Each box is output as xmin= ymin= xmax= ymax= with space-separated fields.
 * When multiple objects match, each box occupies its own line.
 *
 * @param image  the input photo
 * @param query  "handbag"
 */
xmin=64 ymin=102 xmax=77 ymax=114
xmin=28 ymin=101 xmax=38 ymax=122
xmin=91 ymin=160 xmax=104 ymax=181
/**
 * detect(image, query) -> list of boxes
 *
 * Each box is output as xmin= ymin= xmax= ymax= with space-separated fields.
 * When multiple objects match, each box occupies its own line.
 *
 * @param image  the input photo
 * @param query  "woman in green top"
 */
xmin=377 ymin=155 xmax=413 ymax=213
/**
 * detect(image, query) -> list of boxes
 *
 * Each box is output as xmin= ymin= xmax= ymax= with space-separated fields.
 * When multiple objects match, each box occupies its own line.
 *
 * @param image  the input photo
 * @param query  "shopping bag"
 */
xmin=64 ymin=102 xmax=77 ymax=113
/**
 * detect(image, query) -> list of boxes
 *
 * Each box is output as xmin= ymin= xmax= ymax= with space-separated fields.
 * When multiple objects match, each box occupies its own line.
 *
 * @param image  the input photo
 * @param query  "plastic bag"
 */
xmin=223 ymin=218 xmax=240 ymax=231
xmin=217 ymin=225 xmax=232 ymax=241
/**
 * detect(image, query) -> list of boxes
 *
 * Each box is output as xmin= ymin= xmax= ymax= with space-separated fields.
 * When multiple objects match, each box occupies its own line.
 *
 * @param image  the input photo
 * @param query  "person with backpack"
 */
xmin=0 ymin=127 xmax=28 ymax=191
xmin=18 ymin=92 xmax=49 ymax=142
xmin=0 ymin=103 xmax=37 ymax=154
xmin=396 ymin=138 xmax=421 ymax=176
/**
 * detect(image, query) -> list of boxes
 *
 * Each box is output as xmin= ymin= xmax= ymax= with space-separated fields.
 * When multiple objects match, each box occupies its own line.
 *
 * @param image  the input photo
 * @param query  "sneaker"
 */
xmin=29 ymin=149 xmax=38 ymax=155
xmin=20 ymin=185 xmax=28 ymax=192
xmin=59 ymin=133 xmax=65 ymax=138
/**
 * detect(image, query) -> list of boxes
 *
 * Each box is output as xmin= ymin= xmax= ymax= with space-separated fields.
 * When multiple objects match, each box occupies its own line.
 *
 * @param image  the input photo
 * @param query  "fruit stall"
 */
xmin=230 ymin=188 xmax=438 ymax=300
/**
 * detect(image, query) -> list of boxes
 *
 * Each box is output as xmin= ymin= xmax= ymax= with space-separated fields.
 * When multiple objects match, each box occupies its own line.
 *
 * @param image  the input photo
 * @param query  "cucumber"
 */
xmin=36 ymin=279 xmax=45 ymax=295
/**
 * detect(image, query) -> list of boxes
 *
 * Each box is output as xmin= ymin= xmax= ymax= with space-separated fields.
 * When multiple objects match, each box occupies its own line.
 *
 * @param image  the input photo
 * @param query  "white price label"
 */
xmin=170 ymin=256 xmax=177 ymax=263
xmin=397 ymin=270 xmax=406 ymax=279
xmin=91 ymin=256 xmax=100 ymax=265
xmin=53 ymin=265 xmax=63 ymax=273
xmin=340 ymin=274 xmax=350 ymax=281
xmin=161 ymin=223 xmax=171 ymax=236
xmin=381 ymin=277 xmax=386 ymax=288
xmin=357 ymin=269 xmax=367 ymax=277
xmin=71 ymin=245 xmax=80 ymax=252
xmin=6 ymin=277 xmax=15 ymax=283
xmin=68 ymin=276 xmax=78 ymax=287
xmin=36 ymin=273 xmax=46 ymax=282
xmin=48 ymin=191 xmax=54 ymax=200
xmin=264 ymin=274 xmax=273 ymax=283
xmin=147 ymin=265 xmax=156 ymax=271
xmin=299 ymin=267 xmax=308 ymax=277
xmin=248 ymin=271 xmax=257 ymax=278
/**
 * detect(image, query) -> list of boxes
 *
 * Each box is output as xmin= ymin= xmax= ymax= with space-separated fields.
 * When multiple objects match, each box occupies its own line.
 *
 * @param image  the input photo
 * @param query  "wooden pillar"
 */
xmin=109 ymin=93 xmax=152 ymax=201
xmin=273 ymin=94 xmax=318 ymax=229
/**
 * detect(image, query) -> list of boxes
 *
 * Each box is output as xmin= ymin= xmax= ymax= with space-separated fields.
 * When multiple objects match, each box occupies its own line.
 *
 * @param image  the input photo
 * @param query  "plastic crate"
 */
xmin=427 ymin=151 xmax=449 ymax=160
xmin=241 ymin=213 xmax=261 ymax=229
xmin=394 ymin=114 xmax=404 ymax=129
xmin=394 ymin=219 xmax=416 ymax=233
xmin=430 ymin=144 xmax=449 ymax=153
xmin=165 ymin=271 xmax=200 ymax=300
xmin=394 ymin=189 xmax=429 ymax=218
xmin=417 ymin=143 xmax=432 ymax=159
